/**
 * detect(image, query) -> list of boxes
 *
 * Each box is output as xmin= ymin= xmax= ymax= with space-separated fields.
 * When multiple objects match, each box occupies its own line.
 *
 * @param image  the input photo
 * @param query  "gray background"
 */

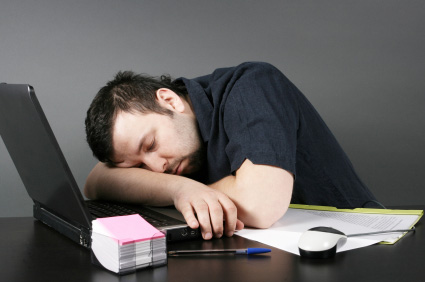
xmin=1 ymin=0 xmax=424 ymax=217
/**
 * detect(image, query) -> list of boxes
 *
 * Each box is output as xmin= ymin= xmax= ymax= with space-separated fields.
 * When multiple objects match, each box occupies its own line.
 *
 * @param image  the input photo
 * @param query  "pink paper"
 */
xmin=96 ymin=214 xmax=165 ymax=245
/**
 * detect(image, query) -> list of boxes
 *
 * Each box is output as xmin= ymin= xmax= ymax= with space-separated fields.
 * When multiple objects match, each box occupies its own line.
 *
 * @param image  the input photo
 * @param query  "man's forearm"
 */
xmin=84 ymin=162 xmax=181 ymax=206
xmin=208 ymin=159 xmax=294 ymax=229
xmin=208 ymin=174 xmax=267 ymax=227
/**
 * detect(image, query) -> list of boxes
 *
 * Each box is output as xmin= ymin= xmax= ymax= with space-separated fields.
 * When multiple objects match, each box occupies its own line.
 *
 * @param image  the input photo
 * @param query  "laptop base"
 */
xmin=34 ymin=202 xmax=91 ymax=248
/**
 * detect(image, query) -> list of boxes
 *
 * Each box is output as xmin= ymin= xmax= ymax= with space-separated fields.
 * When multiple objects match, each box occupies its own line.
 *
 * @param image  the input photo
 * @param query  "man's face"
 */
xmin=111 ymin=110 xmax=205 ymax=176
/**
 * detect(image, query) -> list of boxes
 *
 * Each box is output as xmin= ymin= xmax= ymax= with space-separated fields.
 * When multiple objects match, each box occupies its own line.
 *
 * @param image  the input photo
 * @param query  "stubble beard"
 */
xmin=165 ymin=113 xmax=206 ymax=176
xmin=164 ymin=141 xmax=206 ymax=176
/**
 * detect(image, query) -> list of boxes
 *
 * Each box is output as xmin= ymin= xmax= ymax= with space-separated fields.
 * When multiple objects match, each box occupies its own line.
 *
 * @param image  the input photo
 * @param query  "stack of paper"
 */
xmin=91 ymin=214 xmax=167 ymax=274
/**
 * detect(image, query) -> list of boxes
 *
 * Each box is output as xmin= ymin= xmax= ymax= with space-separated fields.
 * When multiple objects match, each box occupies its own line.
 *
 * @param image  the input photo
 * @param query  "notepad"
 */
xmin=236 ymin=204 xmax=423 ymax=256
xmin=91 ymin=214 xmax=167 ymax=274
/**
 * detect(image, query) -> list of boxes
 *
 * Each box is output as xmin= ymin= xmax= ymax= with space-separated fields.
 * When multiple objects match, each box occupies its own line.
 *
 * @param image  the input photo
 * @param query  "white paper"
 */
xmin=236 ymin=208 xmax=419 ymax=256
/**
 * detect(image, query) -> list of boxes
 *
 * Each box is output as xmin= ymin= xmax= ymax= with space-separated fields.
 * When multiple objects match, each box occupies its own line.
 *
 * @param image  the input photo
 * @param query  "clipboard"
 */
xmin=288 ymin=204 xmax=423 ymax=244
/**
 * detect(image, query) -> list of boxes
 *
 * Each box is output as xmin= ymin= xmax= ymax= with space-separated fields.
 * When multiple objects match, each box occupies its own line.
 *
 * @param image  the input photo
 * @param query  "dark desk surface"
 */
xmin=1 ymin=206 xmax=424 ymax=282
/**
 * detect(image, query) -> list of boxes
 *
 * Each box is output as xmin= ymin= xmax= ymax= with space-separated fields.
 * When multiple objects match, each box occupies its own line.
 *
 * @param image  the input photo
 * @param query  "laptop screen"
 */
xmin=0 ymin=84 xmax=91 ymax=229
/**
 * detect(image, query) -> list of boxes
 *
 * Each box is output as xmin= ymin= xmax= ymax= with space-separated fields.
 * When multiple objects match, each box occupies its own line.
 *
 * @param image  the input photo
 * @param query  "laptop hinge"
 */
xmin=33 ymin=202 xmax=91 ymax=248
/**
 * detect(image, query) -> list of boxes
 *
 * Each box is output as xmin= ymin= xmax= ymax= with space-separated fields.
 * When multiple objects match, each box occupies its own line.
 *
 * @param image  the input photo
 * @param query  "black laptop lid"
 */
xmin=0 ymin=84 xmax=91 ymax=228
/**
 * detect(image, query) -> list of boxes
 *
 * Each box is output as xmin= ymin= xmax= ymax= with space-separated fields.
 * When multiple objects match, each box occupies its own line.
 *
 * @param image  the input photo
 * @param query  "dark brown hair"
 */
xmin=85 ymin=71 xmax=187 ymax=163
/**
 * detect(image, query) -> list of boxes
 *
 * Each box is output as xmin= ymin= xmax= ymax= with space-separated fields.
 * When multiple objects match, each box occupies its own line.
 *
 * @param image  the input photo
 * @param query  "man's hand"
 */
xmin=172 ymin=183 xmax=244 ymax=240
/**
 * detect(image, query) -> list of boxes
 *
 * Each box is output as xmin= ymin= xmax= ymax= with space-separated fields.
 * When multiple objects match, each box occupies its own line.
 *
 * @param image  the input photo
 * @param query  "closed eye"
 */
xmin=147 ymin=138 xmax=156 ymax=152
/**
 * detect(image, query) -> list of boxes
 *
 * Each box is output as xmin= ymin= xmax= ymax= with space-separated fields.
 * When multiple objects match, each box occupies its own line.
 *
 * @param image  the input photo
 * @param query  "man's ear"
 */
xmin=155 ymin=88 xmax=186 ymax=113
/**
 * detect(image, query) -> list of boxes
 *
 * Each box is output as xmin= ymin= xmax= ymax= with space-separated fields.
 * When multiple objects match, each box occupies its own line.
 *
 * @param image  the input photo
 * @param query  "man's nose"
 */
xmin=143 ymin=153 xmax=167 ymax=173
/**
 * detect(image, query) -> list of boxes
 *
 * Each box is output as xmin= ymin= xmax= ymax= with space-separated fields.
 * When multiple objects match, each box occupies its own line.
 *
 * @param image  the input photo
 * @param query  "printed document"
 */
xmin=236 ymin=205 xmax=422 ymax=256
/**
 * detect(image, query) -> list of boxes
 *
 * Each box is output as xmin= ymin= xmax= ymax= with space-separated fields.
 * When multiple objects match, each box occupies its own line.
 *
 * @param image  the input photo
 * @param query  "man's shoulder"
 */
xmin=181 ymin=61 xmax=281 ymax=87
xmin=212 ymin=61 xmax=279 ymax=77
xmin=236 ymin=61 xmax=278 ymax=70
xmin=197 ymin=61 xmax=282 ymax=94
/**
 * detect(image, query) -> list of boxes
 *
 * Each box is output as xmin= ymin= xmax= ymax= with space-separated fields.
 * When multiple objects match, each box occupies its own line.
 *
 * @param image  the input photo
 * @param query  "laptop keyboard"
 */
xmin=86 ymin=201 xmax=183 ymax=228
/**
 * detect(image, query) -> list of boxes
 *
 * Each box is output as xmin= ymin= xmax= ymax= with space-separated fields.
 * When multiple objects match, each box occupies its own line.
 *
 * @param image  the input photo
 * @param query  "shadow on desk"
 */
xmin=1 ymin=205 xmax=423 ymax=282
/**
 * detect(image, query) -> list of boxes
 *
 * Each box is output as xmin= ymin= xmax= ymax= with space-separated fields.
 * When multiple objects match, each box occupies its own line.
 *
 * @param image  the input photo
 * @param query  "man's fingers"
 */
xmin=179 ymin=203 xmax=199 ymax=230
xmin=190 ymin=200 xmax=215 ymax=240
xmin=174 ymin=185 xmax=239 ymax=240
xmin=203 ymin=199 xmax=224 ymax=238
xmin=236 ymin=219 xmax=244 ymax=231
xmin=218 ymin=194 xmax=238 ymax=237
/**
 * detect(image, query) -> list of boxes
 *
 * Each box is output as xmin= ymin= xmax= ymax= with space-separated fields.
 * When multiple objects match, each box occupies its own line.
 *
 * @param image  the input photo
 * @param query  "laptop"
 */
xmin=0 ymin=83 xmax=200 ymax=248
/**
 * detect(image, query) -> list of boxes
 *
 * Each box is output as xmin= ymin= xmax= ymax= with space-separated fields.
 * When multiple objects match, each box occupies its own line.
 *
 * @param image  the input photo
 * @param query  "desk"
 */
xmin=1 ymin=206 xmax=424 ymax=282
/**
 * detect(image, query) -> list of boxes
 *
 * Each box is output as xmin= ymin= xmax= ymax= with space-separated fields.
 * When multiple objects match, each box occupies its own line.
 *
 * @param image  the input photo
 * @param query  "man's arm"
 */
xmin=208 ymin=158 xmax=294 ymax=229
xmin=84 ymin=162 xmax=243 ymax=239
xmin=85 ymin=162 xmax=173 ymax=205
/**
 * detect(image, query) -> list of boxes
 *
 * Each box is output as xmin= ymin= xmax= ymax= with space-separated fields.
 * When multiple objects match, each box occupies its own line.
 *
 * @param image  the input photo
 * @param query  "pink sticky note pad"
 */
xmin=96 ymin=214 xmax=165 ymax=245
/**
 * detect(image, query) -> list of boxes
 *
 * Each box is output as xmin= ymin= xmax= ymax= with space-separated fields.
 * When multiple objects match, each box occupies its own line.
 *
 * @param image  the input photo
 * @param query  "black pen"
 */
xmin=168 ymin=248 xmax=271 ymax=256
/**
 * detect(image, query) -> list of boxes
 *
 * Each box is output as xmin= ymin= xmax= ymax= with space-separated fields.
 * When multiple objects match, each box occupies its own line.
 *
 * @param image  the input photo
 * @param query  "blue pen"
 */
xmin=168 ymin=248 xmax=271 ymax=256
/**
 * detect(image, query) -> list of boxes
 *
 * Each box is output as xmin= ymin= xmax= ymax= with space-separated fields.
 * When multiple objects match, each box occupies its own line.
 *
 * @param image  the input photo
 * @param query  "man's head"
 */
xmin=85 ymin=71 xmax=205 ymax=175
